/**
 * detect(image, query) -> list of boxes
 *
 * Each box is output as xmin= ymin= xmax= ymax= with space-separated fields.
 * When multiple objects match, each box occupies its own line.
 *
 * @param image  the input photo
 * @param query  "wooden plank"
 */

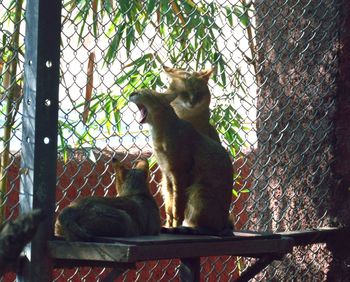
xmin=76 ymin=231 xmax=282 ymax=245
xmin=276 ymin=226 xmax=349 ymax=245
xmin=127 ymin=237 xmax=293 ymax=261
xmin=88 ymin=233 xmax=226 ymax=244
xmin=48 ymin=228 xmax=349 ymax=272
xmin=48 ymin=236 xmax=294 ymax=266
xmin=49 ymin=241 xmax=131 ymax=262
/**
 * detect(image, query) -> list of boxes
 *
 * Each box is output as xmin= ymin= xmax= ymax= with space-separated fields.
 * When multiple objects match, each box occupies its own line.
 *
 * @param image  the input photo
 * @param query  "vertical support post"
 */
xmin=18 ymin=0 xmax=61 ymax=281
xmin=179 ymin=257 xmax=200 ymax=282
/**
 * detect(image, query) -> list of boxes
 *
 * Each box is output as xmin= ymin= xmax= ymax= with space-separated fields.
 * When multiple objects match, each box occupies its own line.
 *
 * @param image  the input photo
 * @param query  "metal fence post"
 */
xmin=18 ymin=0 xmax=61 ymax=281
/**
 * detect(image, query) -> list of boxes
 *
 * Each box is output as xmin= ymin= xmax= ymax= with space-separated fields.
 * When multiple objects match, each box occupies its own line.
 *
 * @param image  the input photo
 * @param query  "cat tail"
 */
xmin=56 ymin=207 xmax=94 ymax=241
xmin=161 ymin=226 xmax=234 ymax=236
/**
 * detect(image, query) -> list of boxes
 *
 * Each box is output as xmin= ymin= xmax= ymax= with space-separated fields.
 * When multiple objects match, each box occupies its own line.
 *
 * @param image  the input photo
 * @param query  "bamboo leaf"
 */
xmin=101 ymin=0 xmax=114 ymax=13
xmin=148 ymin=154 xmax=158 ymax=169
xmin=112 ymin=101 xmax=122 ymax=133
xmin=125 ymin=25 xmax=135 ymax=54
xmin=116 ymin=95 xmax=127 ymax=110
xmin=232 ymin=189 xmax=239 ymax=197
xmin=92 ymin=0 xmax=99 ymax=37
xmin=57 ymin=121 xmax=70 ymax=163
xmin=119 ymin=0 xmax=129 ymax=16
xmin=233 ymin=5 xmax=250 ymax=27
xmin=225 ymin=6 xmax=233 ymax=27
xmin=105 ymin=23 xmax=125 ymax=64
xmin=104 ymin=98 xmax=113 ymax=134
xmin=122 ymin=53 xmax=153 ymax=69
xmin=184 ymin=0 xmax=206 ymax=14
xmin=147 ymin=0 xmax=157 ymax=15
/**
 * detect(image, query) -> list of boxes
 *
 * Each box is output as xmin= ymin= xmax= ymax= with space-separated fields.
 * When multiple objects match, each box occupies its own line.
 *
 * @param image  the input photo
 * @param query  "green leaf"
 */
xmin=232 ymin=189 xmax=238 ymax=197
xmin=148 ymin=154 xmax=158 ymax=169
xmin=103 ymin=0 xmax=114 ymax=13
xmin=104 ymin=99 xmax=113 ymax=134
xmin=119 ymin=0 xmax=129 ymax=16
xmin=125 ymin=25 xmax=135 ymax=54
xmin=225 ymin=6 xmax=233 ymax=27
xmin=105 ymin=23 xmax=125 ymax=64
xmin=240 ymin=189 xmax=250 ymax=193
xmin=113 ymin=107 xmax=122 ymax=133
xmin=134 ymin=20 xmax=143 ymax=35
xmin=233 ymin=5 xmax=250 ymax=27
xmin=184 ymin=0 xmax=206 ymax=14
xmin=239 ymin=13 xmax=249 ymax=27
xmin=116 ymin=95 xmax=127 ymax=110
xmin=147 ymin=0 xmax=157 ymax=15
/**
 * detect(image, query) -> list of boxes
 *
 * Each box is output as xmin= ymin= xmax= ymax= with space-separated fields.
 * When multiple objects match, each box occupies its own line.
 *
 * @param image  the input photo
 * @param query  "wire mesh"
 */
xmin=0 ymin=0 xmax=340 ymax=280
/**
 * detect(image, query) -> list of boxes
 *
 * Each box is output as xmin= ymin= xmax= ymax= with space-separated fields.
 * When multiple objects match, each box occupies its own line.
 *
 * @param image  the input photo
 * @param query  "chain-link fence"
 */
xmin=0 ymin=0 xmax=341 ymax=281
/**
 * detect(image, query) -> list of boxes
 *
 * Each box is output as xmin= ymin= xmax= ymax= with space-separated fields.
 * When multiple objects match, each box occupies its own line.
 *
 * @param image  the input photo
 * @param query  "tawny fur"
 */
xmin=130 ymin=90 xmax=233 ymax=232
xmin=163 ymin=66 xmax=220 ymax=142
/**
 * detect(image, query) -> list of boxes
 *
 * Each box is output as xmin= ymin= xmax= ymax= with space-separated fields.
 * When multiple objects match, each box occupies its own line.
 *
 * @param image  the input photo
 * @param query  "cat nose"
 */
xmin=188 ymin=99 xmax=195 ymax=108
xmin=130 ymin=92 xmax=138 ymax=98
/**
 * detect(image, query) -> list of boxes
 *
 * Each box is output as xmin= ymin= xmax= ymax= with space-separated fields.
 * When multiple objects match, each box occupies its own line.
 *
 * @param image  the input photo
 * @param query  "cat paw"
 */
xmin=172 ymin=219 xmax=183 ymax=227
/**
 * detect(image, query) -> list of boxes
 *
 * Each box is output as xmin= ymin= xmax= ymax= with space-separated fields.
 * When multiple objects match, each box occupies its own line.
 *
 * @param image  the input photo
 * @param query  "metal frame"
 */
xmin=18 ymin=0 xmax=62 ymax=281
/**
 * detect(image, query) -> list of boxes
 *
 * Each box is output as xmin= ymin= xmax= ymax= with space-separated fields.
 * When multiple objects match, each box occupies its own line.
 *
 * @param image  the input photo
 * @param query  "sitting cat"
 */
xmin=129 ymin=89 xmax=233 ymax=233
xmin=55 ymin=158 xmax=161 ymax=241
xmin=163 ymin=66 xmax=221 ymax=142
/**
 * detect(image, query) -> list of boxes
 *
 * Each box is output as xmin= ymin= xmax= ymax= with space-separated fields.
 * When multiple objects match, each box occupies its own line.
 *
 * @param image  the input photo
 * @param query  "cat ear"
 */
xmin=199 ymin=66 xmax=216 ymax=83
xmin=112 ymin=158 xmax=129 ymax=191
xmin=163 ymin=65 xmax=188 ymax=79
xmin=163 ymin=65 xmax=173 ymax=73
xmin=132 ymin=158 xmax=149 ymax=173
xmin=163 ymin=65 xmax=177 ymax=77
xmin=132 ymin=158 xmax=150 ymax=180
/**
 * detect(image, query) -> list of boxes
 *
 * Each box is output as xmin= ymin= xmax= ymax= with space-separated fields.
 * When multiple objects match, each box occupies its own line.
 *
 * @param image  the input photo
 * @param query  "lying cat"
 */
xmin=130 ymin=89 xmax=233 ymax=233
xmin=55 ymin=158 xmax=161 ymax=241
xmin=163 ymin=66 xmax=221 ymax=142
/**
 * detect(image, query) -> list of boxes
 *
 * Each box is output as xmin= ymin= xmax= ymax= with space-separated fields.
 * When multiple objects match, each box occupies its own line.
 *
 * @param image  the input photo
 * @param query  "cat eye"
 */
xmin=181 ymin=92 xmax=189 ymax=98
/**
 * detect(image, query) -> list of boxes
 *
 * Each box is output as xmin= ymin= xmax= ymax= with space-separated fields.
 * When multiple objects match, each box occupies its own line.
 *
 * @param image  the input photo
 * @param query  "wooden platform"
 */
xmin=45 ymin=227 xmax=349 ymax=282
xmin=9 ymin=227 xmax=345 ymax=282
xmin=49 ymin=231 xmax=294 ymax=266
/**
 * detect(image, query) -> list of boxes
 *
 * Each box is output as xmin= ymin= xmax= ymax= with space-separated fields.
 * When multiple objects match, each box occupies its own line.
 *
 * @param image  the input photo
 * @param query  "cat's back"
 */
xmin=130 ymin=193 xmax=161 ymax=235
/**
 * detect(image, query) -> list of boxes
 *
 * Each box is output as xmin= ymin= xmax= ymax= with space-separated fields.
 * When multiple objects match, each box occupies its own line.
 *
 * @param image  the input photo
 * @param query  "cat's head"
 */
xmin=129 ymin=89 xmax=177 ymax=124
xmin=163 ymin=66 xmax=215 ymax=111
xmin=112 ymin=158 xmax=150 ymax=195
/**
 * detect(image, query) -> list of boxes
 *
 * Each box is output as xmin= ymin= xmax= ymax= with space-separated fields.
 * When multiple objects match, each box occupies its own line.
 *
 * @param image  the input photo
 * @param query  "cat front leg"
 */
xmin=172 ymin=180 xmax=187 ymax=227
xmin=161 ymin=175 xmax=173 ymax=227
xmin=172 ymin=194 xmax=186 ymax=227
